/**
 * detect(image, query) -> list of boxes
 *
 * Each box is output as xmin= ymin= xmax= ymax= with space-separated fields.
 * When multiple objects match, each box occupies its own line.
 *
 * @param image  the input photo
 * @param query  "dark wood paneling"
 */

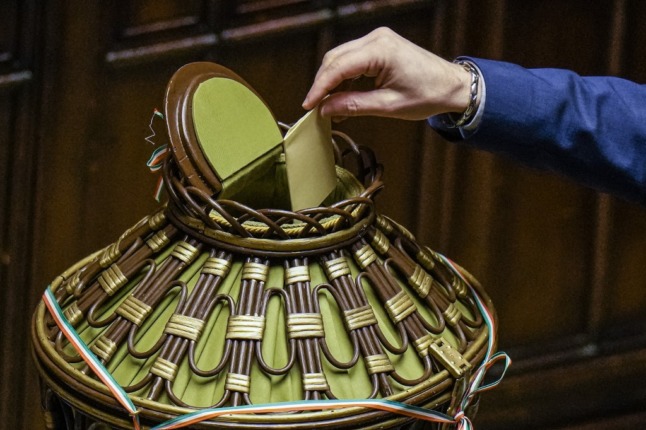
xmin=115 ymin=0 xmax=205 ymax=39
xmin=0 ymin=1 xmax=40 ymax=429
xmin=0 ymin=1 xmax=19 ymax=67
xmin=624 ymin=0 xmax=646 ymax=81
xmin=477 ymin=347 xmax=646 ymax=429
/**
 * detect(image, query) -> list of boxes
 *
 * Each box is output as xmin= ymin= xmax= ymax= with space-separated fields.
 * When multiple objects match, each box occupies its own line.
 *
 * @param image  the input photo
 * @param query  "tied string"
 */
xmin=42 ymin=255 xmax=510 ymax=430
xmin=436 ymin=253 xmax=512 ymax=430
xmin=151 ymin=400 xmax=455 ymax=430
xmin=145 ymin=109 xmax=169 ymax=202
xmin=42 ymin=287 xmax=141 ymax=430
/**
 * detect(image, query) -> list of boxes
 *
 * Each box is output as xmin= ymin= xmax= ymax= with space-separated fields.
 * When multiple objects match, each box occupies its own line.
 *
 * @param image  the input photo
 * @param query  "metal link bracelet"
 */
xmin=445 ymin=60 xmax=480 ymax=128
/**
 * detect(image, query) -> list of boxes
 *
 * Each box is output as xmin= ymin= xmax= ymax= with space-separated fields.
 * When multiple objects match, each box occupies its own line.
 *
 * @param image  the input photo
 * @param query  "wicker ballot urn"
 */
xmin=32 ymin=63 xmax=504 ymax=430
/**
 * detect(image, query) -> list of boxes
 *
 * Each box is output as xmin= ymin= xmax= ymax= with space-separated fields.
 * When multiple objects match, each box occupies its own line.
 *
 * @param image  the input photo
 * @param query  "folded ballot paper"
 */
xmin=282 ymin=107 xmax=337 ymax=211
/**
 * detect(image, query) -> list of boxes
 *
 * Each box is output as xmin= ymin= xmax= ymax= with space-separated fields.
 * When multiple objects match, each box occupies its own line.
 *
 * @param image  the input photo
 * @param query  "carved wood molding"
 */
xmin=105 ymin=0 xmax=433 ymax=67
xmin=0 ymin=70 xmax=33 ymax=91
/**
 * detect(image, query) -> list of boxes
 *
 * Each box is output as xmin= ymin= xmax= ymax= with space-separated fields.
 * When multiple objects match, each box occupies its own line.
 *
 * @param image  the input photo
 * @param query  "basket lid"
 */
xmin=164 ymin=62 xmax=337 ymax=211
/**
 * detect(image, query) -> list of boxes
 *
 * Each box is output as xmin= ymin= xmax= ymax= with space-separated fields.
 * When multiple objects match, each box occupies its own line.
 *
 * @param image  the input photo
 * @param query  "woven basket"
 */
xmin=32 ymin=63 xmax=497 ymax=430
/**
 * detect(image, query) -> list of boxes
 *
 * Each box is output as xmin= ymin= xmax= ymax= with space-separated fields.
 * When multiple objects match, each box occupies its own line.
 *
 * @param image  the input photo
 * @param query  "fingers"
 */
xmin=318 ymin=89 xmax=398 ymax=119
xmin=303 ymin=33 xmax=385 ymax=110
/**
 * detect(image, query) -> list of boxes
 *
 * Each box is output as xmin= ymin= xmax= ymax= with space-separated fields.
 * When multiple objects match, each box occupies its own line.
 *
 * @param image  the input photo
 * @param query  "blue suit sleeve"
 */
xmin=431 ymin=58 xmax=646 ymax=204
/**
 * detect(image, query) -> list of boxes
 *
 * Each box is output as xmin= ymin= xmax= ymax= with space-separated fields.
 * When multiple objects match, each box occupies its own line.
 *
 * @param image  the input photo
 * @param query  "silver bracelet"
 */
xmin=446 ymin=60 xmax=480 ymax=128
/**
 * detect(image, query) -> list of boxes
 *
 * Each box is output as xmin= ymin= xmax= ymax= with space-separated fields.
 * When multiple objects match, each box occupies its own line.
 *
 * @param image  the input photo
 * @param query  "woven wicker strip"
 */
xmin=385 ymin=290 xmax=417 ymax=323
xmin=116 ymin=295 xmax=152 ymax=326
xmin=64 ymin=271 xmax=82 ymax=295
xmin=354 ymin=244 xmax=378 ymax=269
xmin=287 ymin=313 xmax=325 ymax=339
xmin=201 ymin=257 xmax=231 ymax=278
xmin=409 ymin=265 xmax=433 ymax=298
xmin=151 ymin=357 xmax=179 ymax=381
xmin=417 ymin=249 xmax=435 ymax=271
xmin=371 ymin=229 xmax=390 ymax=255
xmin=97 ymin=264 xmax=128 ymax=296
xmin=443 ymin=303 xmax=462 ymax=327
xmin=148 ymin=211 xmax=167 ymax=230
xmin=91 ymin=336 xmax=117 ymax=362
xmin=365 ymin=354 xmax=394 ymax=375
xmin=225 ymin=373 xmax=250 ymax=393
xmin=63 ymin=302 xmax=83 ymax=326
xmin=452 ymin=276 xmax=468 ymax=298
xmin=344 ymin=305 xmax=378 ymax=331
xmin=226 ymin=315 xmax=265 ymax=340
xmin=285 ymin=265 xmax=310 ymax=284
xmin=241 ymin=262 xmax=269 ymax=282
xmin=323 ymin=257 xmax=351 ymax=280
xmin=303 ymin=373 xmax=330 ymax=391
xmin=413 ymin=334 xmax=434 ymax=357
xmin=171 ymin=241 xmax=199 ymax=264
xmin=165 ymin=314 xmax=205 ymax=341
xmin=99 ymin=243 xmax=121 ymax=268
xmin=146 ymin=230 xmax=170 ymax=252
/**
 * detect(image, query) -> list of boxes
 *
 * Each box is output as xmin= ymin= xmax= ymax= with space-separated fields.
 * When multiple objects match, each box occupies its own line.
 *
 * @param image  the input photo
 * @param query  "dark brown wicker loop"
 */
xmin=164 ymin=379 xmax=192 ymax=408
xmin=68 ymin=266 xmax=92 ymax=300
xmin=453 ymin=325 xmax=468 ymax=353
xmin=263 ymin=210 xmax=328 ymax=237
xmin=298 ymin=206 xmax=356 ymax=236
xmin=54 ymin=331 xmax=83 ymax=363
xmin=173 ymin=180 xmax=227 ymax=232
xmin=86 ymin=258 xmax=157 ymax=328
xmin=123 ymin=373 xmax=154 ymax=393
xmin=162 ymin=158 xmax=192 ymax=219
xmin=220 ymin=201 xmax=294 ymax=239
xmin=188 ymin=294 xmax=235 ymax=377
xmin=86 ymin=302 xmax=119 ymax=328
xmin=312 ymin=283 xmax=361 ymax=369
xmin=460 ymin=296 xmax=484 ymax=328
xmin=381 ymin=257 xmax=445 ymax=339
xmin=255 ymin=288 xmax=296 ymax=375
xmin=127 ymin=280 xmax=188 ymax=358
xmin=389 ymin=354 xmax=434 ymax=387
xmin=394 ymin=237 xmax=459 ymax=304
xmin=190 ymin=188 xmax=260 ymax=236
xmin=417 ymin=295 xmax=447 ymax=335
xmin=234 ymin=208 xmax=291 ymax=240
xmin=355 ymin=271 xmax=409 ymax=355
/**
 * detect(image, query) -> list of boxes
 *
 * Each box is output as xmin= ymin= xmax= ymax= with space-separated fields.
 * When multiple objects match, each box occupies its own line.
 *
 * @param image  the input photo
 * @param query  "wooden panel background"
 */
xmin=0 ymin=1 xmax=644 ymax=429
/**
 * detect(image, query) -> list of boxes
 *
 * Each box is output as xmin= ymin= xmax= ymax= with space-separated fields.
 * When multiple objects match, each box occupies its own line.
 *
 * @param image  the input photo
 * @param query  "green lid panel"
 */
xmin=192 ymin=78 xmax=284 ymax=181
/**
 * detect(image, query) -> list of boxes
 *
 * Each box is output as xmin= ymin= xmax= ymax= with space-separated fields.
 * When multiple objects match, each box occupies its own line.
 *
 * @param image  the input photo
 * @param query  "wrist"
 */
xmin=444 ymin=60 xmax=481 ymax=128
xmin=445 ymin=61 xmax=473 ymax=113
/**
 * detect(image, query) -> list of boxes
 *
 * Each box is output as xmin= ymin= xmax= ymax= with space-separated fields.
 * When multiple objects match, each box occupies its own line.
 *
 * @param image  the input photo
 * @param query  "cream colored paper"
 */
xmin=284 ymin=107 xmax=337 ymax=211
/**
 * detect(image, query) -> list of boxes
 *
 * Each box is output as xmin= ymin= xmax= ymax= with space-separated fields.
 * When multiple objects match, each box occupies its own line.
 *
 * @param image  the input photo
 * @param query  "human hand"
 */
xmin=302 ymin=27 xmax=472 ymax=121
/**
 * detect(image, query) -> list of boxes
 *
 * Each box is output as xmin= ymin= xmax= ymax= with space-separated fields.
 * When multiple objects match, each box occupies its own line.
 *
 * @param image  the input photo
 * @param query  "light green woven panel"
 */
xmin=69 ymin=240 xmax=466 ymax=406
xmin=71 ymin=246 xmax=179 ymax=364
xmin=109 ymin=252 xmax=208 ymax=386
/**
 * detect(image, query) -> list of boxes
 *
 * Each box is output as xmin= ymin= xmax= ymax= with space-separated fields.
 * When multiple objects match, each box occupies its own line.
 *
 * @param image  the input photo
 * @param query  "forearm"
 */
xmin=432 ymin=58 xmax=646 ymax=204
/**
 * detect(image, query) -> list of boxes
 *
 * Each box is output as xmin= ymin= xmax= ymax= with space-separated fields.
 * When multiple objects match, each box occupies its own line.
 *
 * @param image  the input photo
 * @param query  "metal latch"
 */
xmin=429 ymin=338 xmax=472 ymax=378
